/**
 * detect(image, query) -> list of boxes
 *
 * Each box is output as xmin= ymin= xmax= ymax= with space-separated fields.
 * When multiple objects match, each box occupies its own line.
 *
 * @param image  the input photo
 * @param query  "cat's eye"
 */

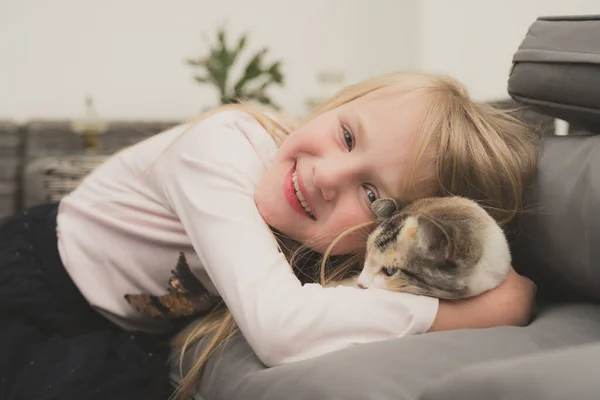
xmin=381 ymin=267 xmax=397 ymax=277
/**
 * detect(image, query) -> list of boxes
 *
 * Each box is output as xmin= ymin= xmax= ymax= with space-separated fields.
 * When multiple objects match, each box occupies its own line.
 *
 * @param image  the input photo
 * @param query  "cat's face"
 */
xmin=357 ymin=197 xmax=511 ymax=299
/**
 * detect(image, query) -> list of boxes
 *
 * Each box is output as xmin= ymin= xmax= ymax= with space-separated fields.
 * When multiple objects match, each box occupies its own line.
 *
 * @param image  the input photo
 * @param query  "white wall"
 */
xmin=0 ymin=0 xmax=419 ymax=122
xmin=418 ymin=0 xmax=600 ymax=101
xmin=1 ymin=0 xmax=599 ymax=122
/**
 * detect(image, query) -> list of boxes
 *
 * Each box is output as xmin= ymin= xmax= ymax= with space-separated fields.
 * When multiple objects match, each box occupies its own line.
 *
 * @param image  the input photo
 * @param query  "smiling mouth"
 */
xmin=292 ymin=170 xmax=316 ymax=220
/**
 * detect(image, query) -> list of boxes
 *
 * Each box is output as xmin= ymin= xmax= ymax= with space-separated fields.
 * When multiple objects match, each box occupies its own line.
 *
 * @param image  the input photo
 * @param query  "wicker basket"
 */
xmin=0 ymin=121 xmax=22 ymax=217
xmin=24 ymin=155 xmax=109 ymax=208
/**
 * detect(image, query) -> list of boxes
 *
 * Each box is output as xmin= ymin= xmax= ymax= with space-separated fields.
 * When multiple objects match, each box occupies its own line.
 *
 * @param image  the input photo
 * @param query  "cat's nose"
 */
xmin=357 ymin=282 xmax=368 ymax=289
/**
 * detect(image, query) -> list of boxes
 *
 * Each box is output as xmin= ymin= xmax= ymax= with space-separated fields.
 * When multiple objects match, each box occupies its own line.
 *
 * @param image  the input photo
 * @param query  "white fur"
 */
xmin=358 ymin=251 xmax=387 ymax=289
xmin=465 ymin=220 xmax=512 ymax=296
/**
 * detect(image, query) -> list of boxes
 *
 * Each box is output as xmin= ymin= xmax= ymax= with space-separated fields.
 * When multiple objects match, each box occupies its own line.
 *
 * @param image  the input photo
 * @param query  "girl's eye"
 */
xmin=381 ymin=267 xmax=397 ymax=277
xmin=365 ymin=187 xmax=378 ymax=204
xmin=342 ymin=128 xmax=354 ymax=150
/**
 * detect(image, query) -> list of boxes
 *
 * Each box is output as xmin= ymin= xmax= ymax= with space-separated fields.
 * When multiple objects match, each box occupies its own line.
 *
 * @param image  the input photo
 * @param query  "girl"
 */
xmin=0 ymin=71 xmax=538 ymax=400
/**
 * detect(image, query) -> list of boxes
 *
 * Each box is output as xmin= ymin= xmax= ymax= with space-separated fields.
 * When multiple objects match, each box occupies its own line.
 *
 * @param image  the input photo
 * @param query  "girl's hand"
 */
xmin=428 ymin=268 xmax=537 ymax=332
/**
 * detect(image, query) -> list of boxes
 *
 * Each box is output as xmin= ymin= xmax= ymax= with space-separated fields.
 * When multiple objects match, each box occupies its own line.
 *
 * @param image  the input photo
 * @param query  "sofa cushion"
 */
xmin=507 ymin=135 xmax=600 ymax=302
xmin=170 ymin=303 xmax=600 ymax=400
xmin=421 ymin=339 xmax=600 ymax=400
xmin=508 ymin=15 xmax=600 ymax=131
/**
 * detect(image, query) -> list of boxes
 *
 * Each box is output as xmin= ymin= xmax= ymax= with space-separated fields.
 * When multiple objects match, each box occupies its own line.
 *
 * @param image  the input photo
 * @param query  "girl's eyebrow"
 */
xmin=354 ymin=112 xmax=366 ymax=144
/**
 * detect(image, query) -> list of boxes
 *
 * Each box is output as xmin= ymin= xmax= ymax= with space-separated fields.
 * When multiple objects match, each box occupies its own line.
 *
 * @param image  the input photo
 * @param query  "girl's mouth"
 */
xmin=285 ymin=165 xmax=316 ymax=220
xmin=292 ymin=170 xmax=316 ymax=219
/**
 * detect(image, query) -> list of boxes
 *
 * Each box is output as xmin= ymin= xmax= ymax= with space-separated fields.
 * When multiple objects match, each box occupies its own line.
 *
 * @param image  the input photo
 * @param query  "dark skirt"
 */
xmin=0 ymin=203 xmax=174 ymax=400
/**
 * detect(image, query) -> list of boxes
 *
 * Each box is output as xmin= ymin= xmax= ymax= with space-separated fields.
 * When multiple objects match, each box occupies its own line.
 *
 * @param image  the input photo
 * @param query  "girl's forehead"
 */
xmin=345 ymin=90 xmax=430 ymax=142
xmin=350 ymin=88 xmax=431 ymax=115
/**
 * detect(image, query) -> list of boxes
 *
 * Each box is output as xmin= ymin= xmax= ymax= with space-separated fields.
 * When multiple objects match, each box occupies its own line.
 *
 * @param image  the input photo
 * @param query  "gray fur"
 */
xmin=371 ymin=198 xmax=412 ymax=220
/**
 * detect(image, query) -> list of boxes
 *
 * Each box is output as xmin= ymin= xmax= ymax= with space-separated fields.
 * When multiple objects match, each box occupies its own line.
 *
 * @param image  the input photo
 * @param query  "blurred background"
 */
xmin=0 ymin=0 xmax=598 ymax=217
xmin=2 ymin=0 xmax=599 ymax=121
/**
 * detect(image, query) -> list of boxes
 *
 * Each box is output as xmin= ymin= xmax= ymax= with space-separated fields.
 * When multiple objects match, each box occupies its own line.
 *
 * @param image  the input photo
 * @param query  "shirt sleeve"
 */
xmin=156 ymin=110 xmax=439 ymax=366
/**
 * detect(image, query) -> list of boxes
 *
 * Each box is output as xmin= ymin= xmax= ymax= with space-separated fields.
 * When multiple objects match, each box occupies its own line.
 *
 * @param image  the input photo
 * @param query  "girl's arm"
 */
xmin=428 ymin=268 xmax=536 ymax=332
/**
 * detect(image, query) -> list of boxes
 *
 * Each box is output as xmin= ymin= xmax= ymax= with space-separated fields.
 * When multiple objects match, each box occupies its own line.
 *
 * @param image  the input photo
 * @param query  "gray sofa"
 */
xmin=172 ymin=134 xmax=600 ymax=400
xmin=171 ymin=16 xmax=600 ymax=400
xmin=176 ymin=304 xmax=600 ymax=400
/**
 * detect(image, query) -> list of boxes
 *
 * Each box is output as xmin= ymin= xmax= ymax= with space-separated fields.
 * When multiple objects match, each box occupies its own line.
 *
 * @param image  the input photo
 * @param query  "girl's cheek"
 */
xmin=331 ymin=208 xmax=373 ymax=243
xmin=337 ymin=204 xmax=372 ymax=228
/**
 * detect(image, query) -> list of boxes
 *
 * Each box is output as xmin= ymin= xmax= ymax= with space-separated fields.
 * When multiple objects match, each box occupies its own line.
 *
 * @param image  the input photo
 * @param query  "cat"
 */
xmin=337 ymin=196 xmax=512 ymax=300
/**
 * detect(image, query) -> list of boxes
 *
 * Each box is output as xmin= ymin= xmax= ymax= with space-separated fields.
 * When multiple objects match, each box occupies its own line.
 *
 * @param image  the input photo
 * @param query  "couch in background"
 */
xmin=0 ymin=121 xmax=21 ymax=219
xmin=0 ymin=119 xmax=179 ymax=218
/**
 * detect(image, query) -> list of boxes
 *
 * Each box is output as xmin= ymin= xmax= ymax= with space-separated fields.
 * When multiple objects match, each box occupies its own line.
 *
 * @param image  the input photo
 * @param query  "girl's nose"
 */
xmin=312 ymin=161 xmax=352 ymax=201
xmin=320 ymin=187 xmax=336 ymax=202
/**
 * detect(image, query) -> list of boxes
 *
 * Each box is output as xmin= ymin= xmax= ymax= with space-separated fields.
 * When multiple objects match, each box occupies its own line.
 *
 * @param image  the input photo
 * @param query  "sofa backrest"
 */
xmin=508 ymin=134 xmax=600 ymax=303
xmin=508 ymin=15 xmax=600 ymax=132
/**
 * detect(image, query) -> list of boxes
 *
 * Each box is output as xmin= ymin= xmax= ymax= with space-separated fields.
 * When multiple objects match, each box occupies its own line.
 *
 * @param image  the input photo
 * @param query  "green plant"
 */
xmin=186 ymin=26 xmax=284 ymax=109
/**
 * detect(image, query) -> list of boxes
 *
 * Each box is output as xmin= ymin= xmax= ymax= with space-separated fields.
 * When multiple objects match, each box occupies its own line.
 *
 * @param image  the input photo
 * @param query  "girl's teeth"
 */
xmin=294 ymin=181 xmax=305 ymax=201
xmin=292 ymin=170 xmax=314 ymax=218
xmin=292 ymin=175 xmax=304 ymax=196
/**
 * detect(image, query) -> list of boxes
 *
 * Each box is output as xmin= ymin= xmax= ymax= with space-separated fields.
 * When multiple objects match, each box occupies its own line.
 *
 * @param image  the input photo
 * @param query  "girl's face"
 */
xmin=254 ymin=89 xmax=433 ymax=255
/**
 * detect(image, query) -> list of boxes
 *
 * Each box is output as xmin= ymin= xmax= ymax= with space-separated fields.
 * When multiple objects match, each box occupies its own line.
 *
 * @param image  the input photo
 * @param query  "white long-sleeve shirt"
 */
xmin=56 ymin=110 xmax=439 ymax=366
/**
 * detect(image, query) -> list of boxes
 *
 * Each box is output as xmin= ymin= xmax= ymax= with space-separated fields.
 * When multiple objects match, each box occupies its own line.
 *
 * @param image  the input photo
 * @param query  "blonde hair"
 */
xmin=170 ymin=70 xmax=540 ymax=398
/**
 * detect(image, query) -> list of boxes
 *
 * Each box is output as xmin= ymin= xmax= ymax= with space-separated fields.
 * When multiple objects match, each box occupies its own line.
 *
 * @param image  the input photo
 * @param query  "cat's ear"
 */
xmin=372 ymin=198 xmax=397 ymax=219
xmin=372 ymin=198 xmax=412 ymax=220
xmin=416 ymin=214 xmax=454 ymax=260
